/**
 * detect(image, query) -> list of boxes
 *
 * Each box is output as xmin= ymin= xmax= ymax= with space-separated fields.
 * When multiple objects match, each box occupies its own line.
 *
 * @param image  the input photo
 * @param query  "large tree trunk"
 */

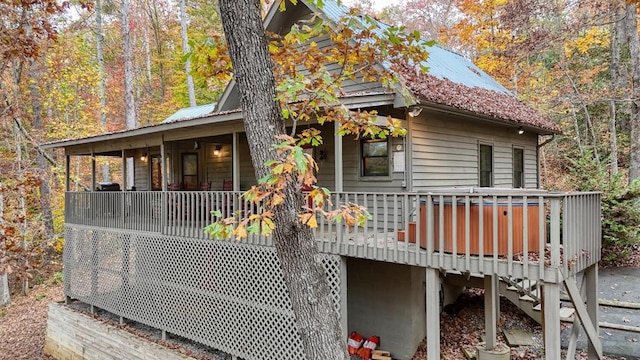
xmin=217 ymin=1 xmax=347 ymax=359
xmin=181 ymin=0 xmax=196 ymax=107
xmin=627 ymin=2 xmax=640 ymax=183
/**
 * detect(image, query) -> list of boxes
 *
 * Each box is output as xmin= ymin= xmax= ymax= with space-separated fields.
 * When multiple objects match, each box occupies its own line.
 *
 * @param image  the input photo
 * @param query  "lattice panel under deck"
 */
xmin=64 ymin=225 xmax=341 ymax=360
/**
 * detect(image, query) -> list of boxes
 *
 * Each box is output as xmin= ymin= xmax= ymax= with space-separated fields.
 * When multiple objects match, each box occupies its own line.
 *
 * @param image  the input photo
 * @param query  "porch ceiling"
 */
xmin=42 ymin=92 xmax=396 ymax=156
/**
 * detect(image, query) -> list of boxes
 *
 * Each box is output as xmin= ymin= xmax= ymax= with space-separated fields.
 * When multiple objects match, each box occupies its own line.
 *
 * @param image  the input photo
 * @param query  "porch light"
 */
xmin=140 ymin=153 xmax=147 ymax=162
xmin=213 ymin=145 xmax=222 ymax=156
xmin=518 ymin=127 xmax=525 ymax=135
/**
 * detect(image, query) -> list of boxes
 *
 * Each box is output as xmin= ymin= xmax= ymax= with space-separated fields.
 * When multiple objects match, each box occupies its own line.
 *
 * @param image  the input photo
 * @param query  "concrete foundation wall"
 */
xmin=347 ymin=258 xmax=427 ymax=360
xmin=44 ymin=302 xmax=195 ymax=360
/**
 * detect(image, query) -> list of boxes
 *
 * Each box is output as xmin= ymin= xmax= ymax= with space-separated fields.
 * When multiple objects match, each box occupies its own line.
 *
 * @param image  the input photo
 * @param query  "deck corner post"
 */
xmin=542 ymin=280 xmax=561 ymax=360
xmin=425 ymin=267 xmax=440 ymax=360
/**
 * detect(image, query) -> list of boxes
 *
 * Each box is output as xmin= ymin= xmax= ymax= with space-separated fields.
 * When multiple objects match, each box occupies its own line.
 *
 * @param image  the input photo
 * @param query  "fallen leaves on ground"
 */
xmin=0 ymin=283 xmax=64 ymax=360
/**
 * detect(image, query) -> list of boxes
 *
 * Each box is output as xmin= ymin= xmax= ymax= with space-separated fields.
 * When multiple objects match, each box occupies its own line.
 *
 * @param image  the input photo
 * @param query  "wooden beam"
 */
xmin=334 ymin=121 xmax=343 ymax=192
xmin=232 ymin=132 xmax=239 ymax=191
xmin=566 ymin=275 xmax=587 ymax=360
xmin=585 ymin=264 xmax=599 ymax=358
xmin=564 ymin=277 xmax=603 ymax=358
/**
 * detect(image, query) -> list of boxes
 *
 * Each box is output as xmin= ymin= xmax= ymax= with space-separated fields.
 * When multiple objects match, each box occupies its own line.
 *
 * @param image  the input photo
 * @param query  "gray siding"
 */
xmin=206 ymin=143 xmax=233 ymax=190
xmin=410 ymin=110 xmax=539 ymax=190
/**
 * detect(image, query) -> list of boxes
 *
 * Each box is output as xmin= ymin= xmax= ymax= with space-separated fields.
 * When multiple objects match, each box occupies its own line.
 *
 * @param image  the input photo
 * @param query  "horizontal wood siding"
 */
xmin=410 ymin=111 xmax=539 ymax=190
xmin=206 ymin=143 xmax=233 ymax=190
xmin=238 ymin=134 xmax=257 ymax=190
xmin=134 ymin=152 xmax=150 ymax=191
xmin=342 ymin=135 xmax=405 ymax=192
xmin=315 ymin=124 xmax=336 ymax=189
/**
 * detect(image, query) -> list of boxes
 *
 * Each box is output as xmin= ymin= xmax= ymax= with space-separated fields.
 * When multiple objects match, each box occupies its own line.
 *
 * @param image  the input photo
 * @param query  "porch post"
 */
xmin=585 ymin=264 xmax=599 ymax=358
xmin=425 ymin=267 xmax=440 ymax=360
xmin=91 ymin=152 xmax=96 ymax=191
xmin=65 ymin=154 xmax=71 ymax=192
xmin=161 ymin=137 xmax=167 ymax=191
xmin=484 ymin=275 xmax=499 ymax=350
xmin=122 ymin=150 xmax=127 ymax=191
xmin=232 ymin=132 xmax=240 ymax=191
xmin=334 ymin=121 xmax=343 ymax=192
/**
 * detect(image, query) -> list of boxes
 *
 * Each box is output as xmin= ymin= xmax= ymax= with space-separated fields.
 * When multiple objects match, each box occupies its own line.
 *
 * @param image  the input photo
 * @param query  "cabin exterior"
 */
xmin=43 ymin=1 xmax=603 ymax=360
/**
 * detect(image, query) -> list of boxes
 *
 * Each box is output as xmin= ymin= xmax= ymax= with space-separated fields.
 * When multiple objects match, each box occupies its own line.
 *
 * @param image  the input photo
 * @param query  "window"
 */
xmin=151 ymin=155 xmax=162 ymax=191
xmin=182 ymin=153 xmax=198 ymax=190
xmin=513 ymin=148 xmax=524 ymax=188
xmin=361 ymin=138 xmax=389 ymax=177
xmin=479 ymin=144 xmax=493 ymax=187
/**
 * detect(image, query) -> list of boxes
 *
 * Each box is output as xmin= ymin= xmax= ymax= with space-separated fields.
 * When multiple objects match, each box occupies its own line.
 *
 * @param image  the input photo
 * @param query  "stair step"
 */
xmin=560 ymin=307 xmax=575 ymax=321
xmin=520 ymin=294 xmax=536 ymax=302
xmin=516 ymin=280 xmax=537 ymax=290
xmin=533 ymin=304 xmax=541 ymax=311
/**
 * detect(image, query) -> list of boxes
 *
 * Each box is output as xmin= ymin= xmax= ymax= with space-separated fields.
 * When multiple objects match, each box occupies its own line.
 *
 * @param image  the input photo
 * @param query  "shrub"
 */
xmin=565 ymin=152 xmax=640 ymax=257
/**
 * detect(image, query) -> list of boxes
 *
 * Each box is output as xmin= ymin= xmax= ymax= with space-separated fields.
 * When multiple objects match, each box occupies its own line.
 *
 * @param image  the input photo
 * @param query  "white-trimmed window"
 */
xmin=479 ymin=143 xmax=493 ymax=187
xmin=361 ymin=138 xmax=389 ymax=177
xmin=513 ymin=147 xmax=524 ymax=188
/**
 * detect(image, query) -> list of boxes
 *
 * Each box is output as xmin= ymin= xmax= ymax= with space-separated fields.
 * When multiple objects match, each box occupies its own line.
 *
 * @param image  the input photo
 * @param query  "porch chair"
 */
xmin=200 ymin=181 xmax=211 ymax=191
xmin=222 ymin=179 xmax=233 ymax=191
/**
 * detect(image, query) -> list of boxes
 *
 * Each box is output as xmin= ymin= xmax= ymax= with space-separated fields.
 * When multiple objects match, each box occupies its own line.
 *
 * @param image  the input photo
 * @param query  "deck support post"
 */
xmin=585 ymin=264 xmax=599 ymax=358
xmin=425 ymin=267 xmax=440 ymax=360
xmin=484 ymin=274 xmax=499 ymax=350
xmin=339 ymin=256 xmax=348 ymax=341
xmin=542 ymin=280 xmax=561 ymax=360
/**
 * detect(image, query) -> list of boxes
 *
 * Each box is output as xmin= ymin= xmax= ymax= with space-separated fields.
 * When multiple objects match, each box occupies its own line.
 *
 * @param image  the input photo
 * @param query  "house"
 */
xmin=42 ymin=1 xmax=602 ymax=359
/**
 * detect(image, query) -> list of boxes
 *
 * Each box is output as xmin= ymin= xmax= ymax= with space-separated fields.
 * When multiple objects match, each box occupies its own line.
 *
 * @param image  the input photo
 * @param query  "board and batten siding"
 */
xmin=410 ymin=111 xmax=539 ymax=190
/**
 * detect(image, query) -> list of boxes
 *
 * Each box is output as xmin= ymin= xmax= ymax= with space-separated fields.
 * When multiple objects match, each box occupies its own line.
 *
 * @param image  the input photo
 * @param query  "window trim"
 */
xmin=478 ymin=142 xmax=494 ymax=187
xmin=512 ymin=146 xmax=525 ymax=188
xmin=359 ymin=137 xmax=392 ymax=180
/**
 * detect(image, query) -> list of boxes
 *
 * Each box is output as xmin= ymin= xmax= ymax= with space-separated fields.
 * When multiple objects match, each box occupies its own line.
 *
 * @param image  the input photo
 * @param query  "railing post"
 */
xmin=425 ymin=267 xmax=440 ymax=360
xmin=543 ymin=197 xmax=562 ymax=360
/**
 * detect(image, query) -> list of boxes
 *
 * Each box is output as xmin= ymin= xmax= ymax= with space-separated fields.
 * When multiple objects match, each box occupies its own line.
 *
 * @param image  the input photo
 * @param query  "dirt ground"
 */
xmin=0 ymin=283 xmax=63 ymax=360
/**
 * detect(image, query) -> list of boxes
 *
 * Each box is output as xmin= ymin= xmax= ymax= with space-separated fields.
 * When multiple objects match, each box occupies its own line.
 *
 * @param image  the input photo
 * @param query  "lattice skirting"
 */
xmin=64 ymin=225 xmax=342 ymax=360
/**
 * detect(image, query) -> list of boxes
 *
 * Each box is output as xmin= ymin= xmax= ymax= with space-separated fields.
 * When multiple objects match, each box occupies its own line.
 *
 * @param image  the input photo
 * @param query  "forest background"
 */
xmin=1 ymin=0 xmax=640 ymax=295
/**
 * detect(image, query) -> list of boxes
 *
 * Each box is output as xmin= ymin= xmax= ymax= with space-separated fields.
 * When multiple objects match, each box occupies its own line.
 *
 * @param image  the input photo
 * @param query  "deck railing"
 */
xmin=65 ymin=189 xmax=601 ymax=280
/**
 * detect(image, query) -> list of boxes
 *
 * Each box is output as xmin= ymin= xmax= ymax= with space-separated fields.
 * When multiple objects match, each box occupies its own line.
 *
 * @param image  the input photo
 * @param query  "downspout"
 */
xmin=536 ymin=134 xmax=555 ymax=189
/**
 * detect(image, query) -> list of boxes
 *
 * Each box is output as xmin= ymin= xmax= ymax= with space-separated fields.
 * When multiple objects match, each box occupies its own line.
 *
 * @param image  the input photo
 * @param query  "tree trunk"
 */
xmin=96 ymin=0 xmax=109 ymax=182
xmin=181 ymin=0 xmax=196 ymax=107
xmin=122 ymin=0 xmax=136 ymax=188
xmin=609 ymin=0 xmax=625 ymax=176
xmin=0 ymin=185 xmax=9 ymax=306
xmin=28 ymin=63 xmax=54 ymax=240
xmin=626 ymin=2 xmax=640 ymax=183
xmin=217 ymin=1 xmax=347 ymax=359
xmin=122 ymin=0 xmax=137 ymax=130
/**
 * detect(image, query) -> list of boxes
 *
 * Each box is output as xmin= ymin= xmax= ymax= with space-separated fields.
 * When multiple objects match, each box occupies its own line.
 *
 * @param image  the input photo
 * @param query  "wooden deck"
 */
xmin=65 ymin=189 xmax=601 ymax=283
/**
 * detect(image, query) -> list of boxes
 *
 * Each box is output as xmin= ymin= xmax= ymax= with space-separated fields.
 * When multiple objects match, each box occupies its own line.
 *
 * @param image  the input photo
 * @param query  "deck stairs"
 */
xmin=499 ymin=277 xmax=575 ymax=324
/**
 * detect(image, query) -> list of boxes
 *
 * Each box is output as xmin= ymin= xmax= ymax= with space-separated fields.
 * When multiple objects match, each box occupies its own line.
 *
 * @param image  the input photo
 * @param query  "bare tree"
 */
xmin=96 ymin=0 xmax=110 ymax=182
xmin=626 ymin=2 xmax=640 ymax=183
xmin=181 ymin=0 xmax=196 ymax=106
